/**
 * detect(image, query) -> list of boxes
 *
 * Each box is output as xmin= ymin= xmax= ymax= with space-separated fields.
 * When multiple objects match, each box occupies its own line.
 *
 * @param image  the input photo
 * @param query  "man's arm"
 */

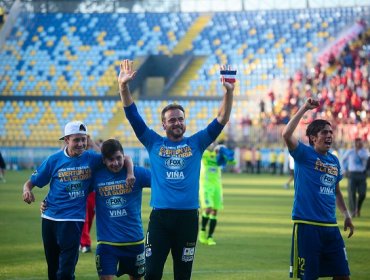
xmin=123 ymin=155 xmax=135 ymax=187
xmin=282 ymin=98 xmax=319 ymax=151
xmin=87 ymin=136 xmax=101 ymax=152
xmin=336 ymin=184 xmax=354 ymax=238
xmin=217 ymin=66 xmax=235 ymax=125
xmin=118 ymin=59 xmax=136 ymax=107
xmin=23 ymin=180 xmax=35 ymax=204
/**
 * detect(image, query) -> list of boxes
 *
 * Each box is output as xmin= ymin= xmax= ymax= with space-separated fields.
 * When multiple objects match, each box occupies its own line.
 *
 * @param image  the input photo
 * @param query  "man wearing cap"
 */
xmin=22 ymin=121 xmax=104 ymax=280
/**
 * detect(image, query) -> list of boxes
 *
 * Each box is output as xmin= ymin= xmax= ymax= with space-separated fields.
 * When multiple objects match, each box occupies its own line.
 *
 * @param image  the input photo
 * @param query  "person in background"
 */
xmin=0 ymin=6 xmax=5 ymax=25
xmin=0 ymin=151 xmax=6 ymax=183
xmin=284 ymin=155 xmax=295 ymax=189
xmin=282 ymin=98 xmax=354 ymax=280
xmin=278 ymin=149 xmax=285 ymax=175
xmin=255 ymin=147 xmax=261 ymax=174
xmin=80 ymin=191 xmax=95 ymax=253
xmin=80 ymin=138 xmax=104 ymax=253
xmin=117 ymin=59 xmax=235 ymax=280
xmin=199 ymin=142 xmax=235 ymax=246
xmin=341 ymin=137 xmax=369 ymax=217
xmin=244 ymin=147 xmax=253 ymax=173
xmin=269 ymin=149 xmax=277 ymax=174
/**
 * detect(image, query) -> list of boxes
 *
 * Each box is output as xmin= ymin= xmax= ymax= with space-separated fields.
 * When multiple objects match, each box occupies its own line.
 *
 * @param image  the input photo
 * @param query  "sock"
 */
xmin=201 ymin=213 xmax=210 ymax=231
xmin=208 ymin=215 xmax=217 ymax=238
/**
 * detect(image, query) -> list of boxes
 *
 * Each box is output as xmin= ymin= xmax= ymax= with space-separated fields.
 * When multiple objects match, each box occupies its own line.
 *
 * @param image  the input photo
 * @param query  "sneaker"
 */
xmin=80 ymin=246 xmax=91 ymax=253
xmin=207 ymin=237 xmax=216 ymax=246
xmin=198 ymin=230 xmax=207 ymax=244
xmin=284 ymin=183 xmax=289 ymax=189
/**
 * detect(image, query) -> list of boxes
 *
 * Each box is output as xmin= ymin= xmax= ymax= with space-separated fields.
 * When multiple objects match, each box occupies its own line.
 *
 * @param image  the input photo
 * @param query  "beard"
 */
xmin=167 ymin=126 xmax=185 ymax=139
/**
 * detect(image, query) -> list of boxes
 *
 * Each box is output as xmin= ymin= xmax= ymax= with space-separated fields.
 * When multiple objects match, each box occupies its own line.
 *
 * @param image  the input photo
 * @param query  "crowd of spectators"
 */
xmin=256 ymin=26 xmax=370 ymax=145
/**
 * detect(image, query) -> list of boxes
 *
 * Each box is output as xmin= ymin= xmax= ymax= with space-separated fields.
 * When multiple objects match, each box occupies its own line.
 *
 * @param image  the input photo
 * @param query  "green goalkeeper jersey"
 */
xmin=200 ymin=150 xmax=222 ymax=188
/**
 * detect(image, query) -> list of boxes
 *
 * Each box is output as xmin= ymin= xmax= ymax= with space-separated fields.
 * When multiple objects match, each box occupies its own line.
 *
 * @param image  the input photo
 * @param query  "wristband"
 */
xmin=220 ymin=69 xmax=237 ymax=83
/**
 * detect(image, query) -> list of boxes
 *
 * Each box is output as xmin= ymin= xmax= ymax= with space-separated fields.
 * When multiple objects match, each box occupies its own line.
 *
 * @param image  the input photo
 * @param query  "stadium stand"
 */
xmin=0 ymin=2 xmax=369 ymax=164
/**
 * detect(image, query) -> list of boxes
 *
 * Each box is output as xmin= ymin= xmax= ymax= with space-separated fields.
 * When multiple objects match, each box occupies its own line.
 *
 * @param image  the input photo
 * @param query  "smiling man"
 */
xmin=22 ymin=120 xmax=103 ymax=280
xmin=94 ymin=139 xmax=150 ymax=280
xmin=117 ymin=59 xmax=235 ymax=280
xmin=282 ymin=99 xmax=355 ymax=280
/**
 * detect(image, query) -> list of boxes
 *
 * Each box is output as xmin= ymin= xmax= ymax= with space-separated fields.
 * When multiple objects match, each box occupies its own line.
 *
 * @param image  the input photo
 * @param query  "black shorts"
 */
xmin=145 ymin=209 xmax=198 ymax=280
xmin=0 ymin=153 xmax=5 ymax=169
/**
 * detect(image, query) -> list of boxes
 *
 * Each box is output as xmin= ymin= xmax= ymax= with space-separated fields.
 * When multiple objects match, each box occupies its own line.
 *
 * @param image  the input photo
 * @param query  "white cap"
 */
xmin=59 ymin=121 xmax=87 ymax=140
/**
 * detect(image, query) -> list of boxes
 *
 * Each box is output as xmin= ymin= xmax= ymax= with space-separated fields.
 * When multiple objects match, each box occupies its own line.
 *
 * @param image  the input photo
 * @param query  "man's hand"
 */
xmin=304 ymin=98 xmax=320 ymax=110
xmin=220 ymin=65 xmax=236 ymax=93
xmin=344 ymin=217 xmax=354 ymax=238
xmin=23 ymin=189 xmax=35 ymax=204
xmin=118 ymin=59 xmax=137 ymax=89
xmin=125 ymin=174 xmax=136 ymax=188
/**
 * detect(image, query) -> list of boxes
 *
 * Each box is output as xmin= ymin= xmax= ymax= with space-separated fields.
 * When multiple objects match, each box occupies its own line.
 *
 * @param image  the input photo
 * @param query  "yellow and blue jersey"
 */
xmin=94 ymin=166 xmax=151 ymax=245
xmin=31 ymin=149 xmax=103 ymax=221
xmin=290 ymin=141 xmax=343 ymax=225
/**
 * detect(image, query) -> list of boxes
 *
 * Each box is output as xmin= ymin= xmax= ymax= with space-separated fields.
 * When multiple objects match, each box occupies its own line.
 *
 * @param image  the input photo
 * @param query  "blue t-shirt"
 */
xmin=94 ymin=166 xmax=151 ymax=244
xmin=31 ymin=149 xmax=103 ymax=221
xmin=290 ymin=142 xmax=343 ymax=224
xmin=125 ymin=103 xmax=224 ymax=209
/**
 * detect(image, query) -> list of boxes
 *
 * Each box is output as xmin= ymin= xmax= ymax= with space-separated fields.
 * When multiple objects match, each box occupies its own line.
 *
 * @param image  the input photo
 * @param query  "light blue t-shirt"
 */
xmin=94 ymin=166 xmax=151 ymax=244
xmin=31 ymin=149 xmax=103 ymax=221
xmin=290 ymin=142 xmax=343 ymax=224
xmin=124 ymin=103 xmax=223 ymax=210
xmin=140 ymin=128 xmax=213 ymax=209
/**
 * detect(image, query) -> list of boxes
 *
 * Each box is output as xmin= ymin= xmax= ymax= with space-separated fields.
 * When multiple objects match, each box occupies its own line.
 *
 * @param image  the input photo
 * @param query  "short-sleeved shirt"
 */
xmin=31 ymin=148 xmax=103 ymax=221
xmin=290 ymin=142 xmax=343 ymax=224
xmin=94 ymin=166 xmax=151 ymax=244
xmin=125 ymin=103 xmax=224 ymax=210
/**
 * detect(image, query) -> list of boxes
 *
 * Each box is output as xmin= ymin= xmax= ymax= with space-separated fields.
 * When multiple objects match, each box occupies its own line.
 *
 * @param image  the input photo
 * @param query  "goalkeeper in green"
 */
xmin=199 ymin=143 xmax=235 ymax=245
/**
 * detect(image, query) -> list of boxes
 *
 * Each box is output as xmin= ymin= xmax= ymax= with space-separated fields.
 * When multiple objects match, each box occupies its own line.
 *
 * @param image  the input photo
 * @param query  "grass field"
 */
xmin=0 ymin=171 xmax=369 ymax=280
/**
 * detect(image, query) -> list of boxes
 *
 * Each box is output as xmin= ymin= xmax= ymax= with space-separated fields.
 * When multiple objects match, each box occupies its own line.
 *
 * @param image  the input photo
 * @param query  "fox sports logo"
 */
xmin=165 ymin=157 xmax=185 ymax=170
xmin=106 ymin=196 xmax=126 ymax=209
xmin=320 ymin=174 xmax=336 ymax=187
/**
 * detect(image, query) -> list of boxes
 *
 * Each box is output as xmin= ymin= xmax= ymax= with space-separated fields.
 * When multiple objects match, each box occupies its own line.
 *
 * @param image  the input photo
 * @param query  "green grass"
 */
xmin=1 ymin=171 xmax=369 ymax=279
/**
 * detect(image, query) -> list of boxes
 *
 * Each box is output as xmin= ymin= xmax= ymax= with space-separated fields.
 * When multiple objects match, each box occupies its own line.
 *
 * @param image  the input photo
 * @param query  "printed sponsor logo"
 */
xmin=105 ymin=196 xmax=126 ymax=209
xmin=165 ymin=157 xmax=185 ymax=170
xmin=109 ymin=209 xmax=127 ymax=217
xmin=182 ymin=247 xmax=195 ymax=262
xmin=320 ymin=174 xmax=336 ymax=187
xmin=166 ymin=171 xmax=185 ymax=180
xmin=145 ymin=247 xmax=152 ymax=257
xmin=136 ymin=253 xmax=145 ymax=266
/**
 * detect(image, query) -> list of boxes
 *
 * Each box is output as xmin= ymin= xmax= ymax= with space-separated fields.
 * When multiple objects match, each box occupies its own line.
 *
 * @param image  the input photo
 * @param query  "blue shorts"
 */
xmin=96 ymin=243 xmax=145 ymax=278
xmin=290 ymin=222 xmax=350 ymax=279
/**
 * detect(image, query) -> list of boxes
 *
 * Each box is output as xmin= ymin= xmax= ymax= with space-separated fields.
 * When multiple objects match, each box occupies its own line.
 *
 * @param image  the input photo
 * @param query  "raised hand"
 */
xmin=220 ymin=65 xmax=236 ymax=92
xmin=118 ymin=59 xmax=137 ymax=88
xmin=304 ymin=98 xmax=320 ymax=110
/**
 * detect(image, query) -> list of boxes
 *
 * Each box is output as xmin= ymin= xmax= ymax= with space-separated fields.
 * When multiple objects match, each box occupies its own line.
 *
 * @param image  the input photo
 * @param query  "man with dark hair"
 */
xmin=94 ymin=139 xmax=150 ymax=280
xmin=341 ymin=137 xmax=369 ymax=217
xmin=117 ymin=59 xmax=235 ymax=280
xmin=282 ymin=99 xmax=354 ymax=280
